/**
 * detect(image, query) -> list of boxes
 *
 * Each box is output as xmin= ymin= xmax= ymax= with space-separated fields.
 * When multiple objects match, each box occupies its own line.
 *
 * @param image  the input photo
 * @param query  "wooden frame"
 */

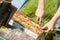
xmin=12 ymin=10 xmax=44 ymax=35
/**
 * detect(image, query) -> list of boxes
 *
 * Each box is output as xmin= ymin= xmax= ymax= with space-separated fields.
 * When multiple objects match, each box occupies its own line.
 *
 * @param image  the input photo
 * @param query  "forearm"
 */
xmin=51 ymin=7 xmax=60 ymax=25
xmin=38 ymin=0 xmax=44 ymax=9
xmin=37 ymin=0 xmax=44 ymax=13
xmin=36 ymin=0 xmax=44 ymax=18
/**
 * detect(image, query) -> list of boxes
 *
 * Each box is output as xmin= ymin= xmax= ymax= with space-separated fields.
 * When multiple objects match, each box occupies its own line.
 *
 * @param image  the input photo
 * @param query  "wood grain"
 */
xmin=12 ymin=10 xmax=44 ymax=35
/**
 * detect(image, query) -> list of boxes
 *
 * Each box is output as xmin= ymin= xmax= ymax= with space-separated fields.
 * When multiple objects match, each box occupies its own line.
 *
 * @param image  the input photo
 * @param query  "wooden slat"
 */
xmin=0 ymin=29 xmax=35 ymax=40
xmin=12 ymin=10 xmax=44 ymax=35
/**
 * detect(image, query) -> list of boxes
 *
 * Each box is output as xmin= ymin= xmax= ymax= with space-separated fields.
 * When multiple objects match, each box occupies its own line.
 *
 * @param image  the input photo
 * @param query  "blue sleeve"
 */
xmin=58 ymin=0 xmax=60 ymax=8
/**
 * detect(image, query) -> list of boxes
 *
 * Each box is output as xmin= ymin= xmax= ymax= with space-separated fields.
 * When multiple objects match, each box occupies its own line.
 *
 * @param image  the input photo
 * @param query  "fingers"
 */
xmin=44 ymin=28 xmax=53 ymax=32
xmin=36 ymin=17 xmax=39 ymax=21
xmin=36 ymin=16 xmax=42 ymax=25
xmin=44 ymin=28 xmax=51 ymax=32
xmin=39 ymin=18 xmax=42 ymax=25
xmin=41 ymin=24 xmax=52 ymax=32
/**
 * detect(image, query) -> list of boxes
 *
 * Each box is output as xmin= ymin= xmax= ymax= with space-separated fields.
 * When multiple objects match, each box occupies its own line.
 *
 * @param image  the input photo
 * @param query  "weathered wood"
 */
xmin=0 ymin=29 xmax=35 ymax=40
xmin=12 ymin=11 xmax=44 ymax=35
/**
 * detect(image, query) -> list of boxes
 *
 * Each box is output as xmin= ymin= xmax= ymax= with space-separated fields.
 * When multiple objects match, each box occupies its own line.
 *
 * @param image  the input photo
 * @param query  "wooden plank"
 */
xmin=0 ymin=29 xmax=35 ymax=40
xmin=12 ymin=10 xmax=44 ymax=35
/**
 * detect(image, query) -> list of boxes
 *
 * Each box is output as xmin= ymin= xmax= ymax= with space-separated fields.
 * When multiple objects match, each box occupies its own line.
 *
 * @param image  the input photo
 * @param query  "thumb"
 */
xmin=41 ymin=24 xmax=47 ymax=30
xmin=39 ymin=17 xmax=43 ymax=26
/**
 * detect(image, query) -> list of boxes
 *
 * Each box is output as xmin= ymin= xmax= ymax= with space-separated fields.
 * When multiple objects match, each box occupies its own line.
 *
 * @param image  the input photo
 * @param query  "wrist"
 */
xmin=50 ymin=14 xmax=59 ymax=25
xmin=50 ymin=20 xmax=55 ymax=24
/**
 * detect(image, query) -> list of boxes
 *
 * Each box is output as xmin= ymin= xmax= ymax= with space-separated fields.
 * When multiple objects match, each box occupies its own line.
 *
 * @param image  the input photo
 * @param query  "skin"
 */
xmin=35 ymin=0 xmax=44 ymax=24
xmin=42 ymin=7 xmax=60 ymax=32
xmin=36 ymin=0 xmax=60 ymax=32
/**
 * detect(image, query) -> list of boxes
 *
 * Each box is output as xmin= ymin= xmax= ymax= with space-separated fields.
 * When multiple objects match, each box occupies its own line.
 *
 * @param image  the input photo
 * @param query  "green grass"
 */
xmin=20 ymin=0 xmax=58 ymax=25
xmin=20 ymin=0 xmax=38 ymax=22
xmin=57 ymin=37 xmax=60 ymax=40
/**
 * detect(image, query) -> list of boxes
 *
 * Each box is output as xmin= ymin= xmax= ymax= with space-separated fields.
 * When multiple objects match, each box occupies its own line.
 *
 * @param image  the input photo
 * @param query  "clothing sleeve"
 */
xmin=58 ymin=0 xmax=60 ymax=8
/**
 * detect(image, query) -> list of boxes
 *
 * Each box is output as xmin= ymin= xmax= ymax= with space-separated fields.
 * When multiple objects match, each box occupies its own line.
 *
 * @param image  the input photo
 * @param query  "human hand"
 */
xmin=35 ymin=8 xmax=44 ymax=24
xmin=41 ymin=20 xmax=54 ymax=32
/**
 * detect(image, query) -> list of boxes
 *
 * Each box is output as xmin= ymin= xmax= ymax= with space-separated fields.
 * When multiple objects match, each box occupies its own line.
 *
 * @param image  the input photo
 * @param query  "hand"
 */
xmin=35 ymin=8 xmax=44 ymax=24
xmin=41 ymin=20 xmax=54 ymax=32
